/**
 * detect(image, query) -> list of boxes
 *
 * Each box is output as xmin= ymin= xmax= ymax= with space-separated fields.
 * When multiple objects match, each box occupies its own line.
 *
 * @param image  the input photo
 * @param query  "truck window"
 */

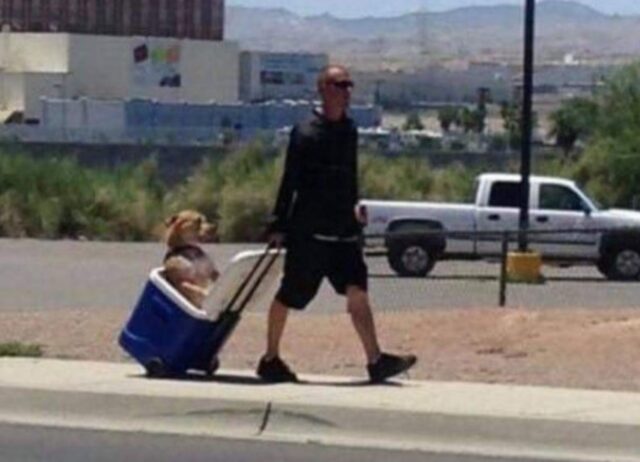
xmin=539 ymin=184 xmax=584 ymax=211
xmin=488 ymin=181 xmax=521 ymax=208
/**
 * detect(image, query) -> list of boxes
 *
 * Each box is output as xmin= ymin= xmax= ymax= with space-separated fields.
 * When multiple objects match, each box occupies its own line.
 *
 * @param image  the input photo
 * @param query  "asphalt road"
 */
xmin=0 ymin=238 xmax=638 ymax=312
xmin=0 ymin=423 xmax=584 ymax=462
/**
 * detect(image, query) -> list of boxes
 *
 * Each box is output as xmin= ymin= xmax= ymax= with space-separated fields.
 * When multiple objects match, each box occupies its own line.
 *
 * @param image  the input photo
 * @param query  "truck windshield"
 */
xmin=582 ymin=189 xmax=602 ymax=211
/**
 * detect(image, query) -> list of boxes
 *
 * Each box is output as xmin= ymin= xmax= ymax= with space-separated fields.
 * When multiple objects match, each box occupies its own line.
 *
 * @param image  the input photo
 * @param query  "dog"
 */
xmin=162 ymin=210 xmax=220 ymax=309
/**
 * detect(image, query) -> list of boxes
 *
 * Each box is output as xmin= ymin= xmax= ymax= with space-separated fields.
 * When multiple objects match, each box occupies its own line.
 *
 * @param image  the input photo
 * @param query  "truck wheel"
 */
xmin=388 ymin=241 xmax=437 ymax=277
xmin=600 ymin=247 xmax=640 ymax=281
xmin=595 ymin=259 xmax=610 ymax=278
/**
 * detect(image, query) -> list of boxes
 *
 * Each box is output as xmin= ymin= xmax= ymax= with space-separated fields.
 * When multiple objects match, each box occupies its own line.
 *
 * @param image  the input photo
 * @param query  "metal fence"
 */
xmin=359 ymin=226 xmax=640 ymax=312
xmin=0 ymin=125 xmax=226 ymax=146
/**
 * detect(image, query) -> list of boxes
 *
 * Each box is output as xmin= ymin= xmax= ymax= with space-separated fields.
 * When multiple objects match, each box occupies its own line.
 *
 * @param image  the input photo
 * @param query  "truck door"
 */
xmin=529 ymin=183 xmax=599 ymax=259
xmin=476 ymin=180 xmax=524 ymax=256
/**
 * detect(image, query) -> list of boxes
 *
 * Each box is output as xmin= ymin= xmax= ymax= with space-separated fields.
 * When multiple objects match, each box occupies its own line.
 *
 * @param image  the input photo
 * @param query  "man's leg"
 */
xmin=346 ymin=285 xmax=417 ymax=382
xmin=257 ymin=297 xmax=298 ymax=382
xmin=265 ymin=297 xmax=289 ymax=360
xmin=346 ymin=285 xmax=381 ymax=364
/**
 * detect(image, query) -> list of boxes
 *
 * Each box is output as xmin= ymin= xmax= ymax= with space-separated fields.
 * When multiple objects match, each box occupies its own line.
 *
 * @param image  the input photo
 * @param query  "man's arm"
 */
xmin=268 ymin=126 xmax=301 ymax=236
xmin=352 ymin=127 xmax=367 ymax=225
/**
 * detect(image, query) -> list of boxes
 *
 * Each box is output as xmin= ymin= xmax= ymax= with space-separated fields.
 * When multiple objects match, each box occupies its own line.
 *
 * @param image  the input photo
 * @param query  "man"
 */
xmin=257 ymin=65 xmax=417 ymax=383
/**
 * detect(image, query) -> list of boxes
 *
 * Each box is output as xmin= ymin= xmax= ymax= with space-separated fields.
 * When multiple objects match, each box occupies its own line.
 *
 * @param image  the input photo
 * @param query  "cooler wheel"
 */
xmin=145 ymin=357 xmax=167 ymax=378
xmin=206 ymin=357 xmax=220 ymax=377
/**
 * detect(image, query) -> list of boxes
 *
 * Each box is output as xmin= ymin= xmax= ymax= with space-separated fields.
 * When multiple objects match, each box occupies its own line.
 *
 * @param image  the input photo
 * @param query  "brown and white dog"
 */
xmin=163 ymin=210 xmax=220 ymax=309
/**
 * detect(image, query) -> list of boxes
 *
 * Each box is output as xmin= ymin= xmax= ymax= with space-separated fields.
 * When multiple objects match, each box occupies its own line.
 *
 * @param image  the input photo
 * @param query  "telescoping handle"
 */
xmin=222 ymin=242 xmax=281 ymax=315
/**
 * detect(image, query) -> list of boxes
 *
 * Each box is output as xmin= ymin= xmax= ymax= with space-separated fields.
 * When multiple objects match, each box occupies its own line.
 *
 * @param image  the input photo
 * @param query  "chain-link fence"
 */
xmin=354 ymin=227 xmax=640 ymax=312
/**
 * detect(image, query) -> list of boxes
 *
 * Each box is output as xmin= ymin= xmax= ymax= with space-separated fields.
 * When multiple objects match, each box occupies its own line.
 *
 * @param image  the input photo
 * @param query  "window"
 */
xmin=95 ymin=0 xmax=106 ymax=33
xmin=201 ymin=0 xmax=213 ymax=39
xmin=130 ymin=1 xmax=141 ymax=34
xmin=488 ymin=181 xmax=522 ymax=208
xmin=539 ymin=184 xmax=584 ymax=211
xmin=165 ymin=0 xmax=177 ymax=36
xmin=148 ymin=0 xmax=160 ymax=35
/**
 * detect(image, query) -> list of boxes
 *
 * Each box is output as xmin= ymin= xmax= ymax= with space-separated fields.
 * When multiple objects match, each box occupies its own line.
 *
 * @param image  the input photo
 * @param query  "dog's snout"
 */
xmin=199 ymin=223 xmax=219 ymax=243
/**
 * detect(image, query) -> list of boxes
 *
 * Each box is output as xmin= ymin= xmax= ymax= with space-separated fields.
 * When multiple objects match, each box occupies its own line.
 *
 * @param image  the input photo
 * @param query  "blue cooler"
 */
xmin=119 ymin=268 xmax=221 ymax=377
xmin=119 ymin=248 xmax=282 ymax=378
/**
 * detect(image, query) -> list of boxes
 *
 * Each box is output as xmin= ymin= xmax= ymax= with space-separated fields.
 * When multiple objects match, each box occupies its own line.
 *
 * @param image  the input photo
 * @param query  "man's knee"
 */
xmin=270 ymin=297 xmax=289 ymax=314
xmin=346 ymin=286 xmax=371 ymax=315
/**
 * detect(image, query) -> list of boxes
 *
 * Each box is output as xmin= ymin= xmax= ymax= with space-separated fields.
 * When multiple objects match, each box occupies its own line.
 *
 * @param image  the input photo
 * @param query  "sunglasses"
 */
xmin=329 ymin=80 xmax=355 ymax=90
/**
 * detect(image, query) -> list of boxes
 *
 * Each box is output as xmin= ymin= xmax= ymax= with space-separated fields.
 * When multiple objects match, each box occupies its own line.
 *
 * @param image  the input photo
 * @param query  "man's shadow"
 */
xmin=129 ymin=371 xmax=407 ymax=387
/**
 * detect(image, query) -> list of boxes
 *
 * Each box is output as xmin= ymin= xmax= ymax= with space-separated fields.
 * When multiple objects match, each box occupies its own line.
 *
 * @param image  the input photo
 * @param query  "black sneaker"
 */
xmin=256 ymin=356 xmax=299 ymax=383
xmin=367 ymin=353 xmax=417 ymax=383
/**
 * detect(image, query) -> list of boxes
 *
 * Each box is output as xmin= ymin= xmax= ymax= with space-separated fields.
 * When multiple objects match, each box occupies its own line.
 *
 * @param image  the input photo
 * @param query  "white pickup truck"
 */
xmin=361 ymin=173 xmax=640 ymax=281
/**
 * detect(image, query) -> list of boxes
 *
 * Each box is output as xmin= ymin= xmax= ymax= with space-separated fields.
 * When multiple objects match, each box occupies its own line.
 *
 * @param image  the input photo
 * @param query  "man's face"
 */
xmin=319 ymin=67 xmax=354 ymax=115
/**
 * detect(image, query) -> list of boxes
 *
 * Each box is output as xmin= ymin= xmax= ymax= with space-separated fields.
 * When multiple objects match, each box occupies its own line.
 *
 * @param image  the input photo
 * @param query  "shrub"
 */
xmin=0 ymin=142 xmax=495 ymax=242
xmin=0 ymin=342 xmax=43 ymax=357
xmin=431 ymin=163 xmax=480 ymax=202
xmin=359 ymin=153 xmax=433 ymax=200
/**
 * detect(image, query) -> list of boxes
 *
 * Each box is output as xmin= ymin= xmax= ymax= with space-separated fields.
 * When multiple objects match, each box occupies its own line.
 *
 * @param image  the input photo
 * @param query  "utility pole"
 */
xmin=518 ymin=0 xmax=536 ymax=252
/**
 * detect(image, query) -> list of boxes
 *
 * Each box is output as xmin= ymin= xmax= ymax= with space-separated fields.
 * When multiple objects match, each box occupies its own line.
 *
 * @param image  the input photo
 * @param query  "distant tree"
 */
xmin=574 ymin=63 xmax=640 ymax=207
xmin=437 ymin=106 xmax=459 ymax=132
xmin=403 ymin=111 xmax=425 ymax=131
xmin=500 ymin=101 xmax=537 ymax=150
xmin=459 ymin=107 xmax=486 ymax=134
xmin=474 ymin=105 xmax=487 ymax=134
xmin=549 ymin=97 xmax=599 ymax=159
xmin=459 ymin=108 xmax=475 ymax=133
xmin=500 ymin=101 xmax=520 ymax=149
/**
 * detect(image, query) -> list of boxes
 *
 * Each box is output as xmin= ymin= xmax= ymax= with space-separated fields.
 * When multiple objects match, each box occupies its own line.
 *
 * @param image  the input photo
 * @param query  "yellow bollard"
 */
xmin=506 ymin=251 xmax=544 ymax=284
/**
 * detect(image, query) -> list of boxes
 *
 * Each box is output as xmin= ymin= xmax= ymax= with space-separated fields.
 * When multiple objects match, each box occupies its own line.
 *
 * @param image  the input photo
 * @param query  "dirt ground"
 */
xmin=3 ymin=307 xmax=640 ymax=392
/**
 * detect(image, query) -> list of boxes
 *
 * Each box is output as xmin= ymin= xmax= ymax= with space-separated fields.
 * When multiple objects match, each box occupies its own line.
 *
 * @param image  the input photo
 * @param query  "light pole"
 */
xmin=518 ymin=0 xmax=536 ymax=252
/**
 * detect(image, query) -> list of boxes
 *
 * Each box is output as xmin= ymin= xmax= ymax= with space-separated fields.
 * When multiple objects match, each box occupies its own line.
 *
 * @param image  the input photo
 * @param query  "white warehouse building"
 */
xmin=0 ymin=32 xmax=240 ymax=122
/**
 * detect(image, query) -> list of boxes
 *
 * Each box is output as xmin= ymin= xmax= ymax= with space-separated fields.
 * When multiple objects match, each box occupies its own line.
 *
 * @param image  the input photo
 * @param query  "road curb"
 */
xmin=1 ymin=358 xmax=639 ymax=461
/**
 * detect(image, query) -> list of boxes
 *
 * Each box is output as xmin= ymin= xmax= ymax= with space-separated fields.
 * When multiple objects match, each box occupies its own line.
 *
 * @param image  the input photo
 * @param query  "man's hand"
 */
xmin=354 ymin=204 xmax=368 ymax=225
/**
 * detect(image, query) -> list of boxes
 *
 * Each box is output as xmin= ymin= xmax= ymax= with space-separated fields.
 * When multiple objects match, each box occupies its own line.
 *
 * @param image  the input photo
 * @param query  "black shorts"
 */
xmin=275 ymin=235 xmax=368 ymax=310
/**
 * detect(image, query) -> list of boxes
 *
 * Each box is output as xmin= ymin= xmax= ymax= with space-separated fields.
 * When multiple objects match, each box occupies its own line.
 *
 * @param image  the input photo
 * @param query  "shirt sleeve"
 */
xmin=353 ymin=127 xmax=360 ymax=202
xmin=267 ymin=126 xmax=301 ymax=234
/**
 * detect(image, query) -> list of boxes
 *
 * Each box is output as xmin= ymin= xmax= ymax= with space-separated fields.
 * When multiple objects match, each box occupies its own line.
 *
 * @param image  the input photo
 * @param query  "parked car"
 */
xmin=361 ymin=173 xmax=640 ymax=280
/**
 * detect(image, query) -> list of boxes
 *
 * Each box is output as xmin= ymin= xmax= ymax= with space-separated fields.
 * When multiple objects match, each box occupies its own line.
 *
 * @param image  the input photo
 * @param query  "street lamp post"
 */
xmin=518 ymin=0 xmax=536 ymax=252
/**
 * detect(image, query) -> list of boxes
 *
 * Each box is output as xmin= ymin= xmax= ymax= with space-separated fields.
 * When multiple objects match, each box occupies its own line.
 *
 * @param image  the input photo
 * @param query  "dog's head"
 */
xmin=164 ymin=210 xmax=219 ymax=248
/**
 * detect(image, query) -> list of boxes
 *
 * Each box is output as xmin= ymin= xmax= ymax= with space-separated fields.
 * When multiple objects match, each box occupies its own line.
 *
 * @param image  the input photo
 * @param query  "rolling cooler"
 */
xmin=119 ymin=244 xmax=280 ymax=378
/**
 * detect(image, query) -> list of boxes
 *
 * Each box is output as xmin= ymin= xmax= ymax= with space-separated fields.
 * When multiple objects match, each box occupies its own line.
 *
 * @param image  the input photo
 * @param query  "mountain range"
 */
xmin=225 ymin=0 xmax=640 ymax=70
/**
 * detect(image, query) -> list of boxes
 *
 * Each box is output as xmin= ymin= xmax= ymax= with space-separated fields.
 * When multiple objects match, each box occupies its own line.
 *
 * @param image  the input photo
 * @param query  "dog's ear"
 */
xmin=165 ymin=214 xmax=179 ymax=227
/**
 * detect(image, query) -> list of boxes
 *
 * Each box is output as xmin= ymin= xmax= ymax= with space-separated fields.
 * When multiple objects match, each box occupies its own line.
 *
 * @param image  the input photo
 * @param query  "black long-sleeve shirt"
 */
xmin=269 ymin=110 xmax=361 ymax=238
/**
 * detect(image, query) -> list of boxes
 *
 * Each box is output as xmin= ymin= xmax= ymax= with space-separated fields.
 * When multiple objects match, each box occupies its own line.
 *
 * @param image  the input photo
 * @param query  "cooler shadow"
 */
xmin=127 ymin=371 xmax=266 ymax=385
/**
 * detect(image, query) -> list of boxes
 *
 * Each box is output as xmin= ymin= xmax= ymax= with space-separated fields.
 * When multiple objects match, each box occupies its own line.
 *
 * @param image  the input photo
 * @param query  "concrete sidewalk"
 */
xmin=0 ymin=358 xmax=639 ymax=461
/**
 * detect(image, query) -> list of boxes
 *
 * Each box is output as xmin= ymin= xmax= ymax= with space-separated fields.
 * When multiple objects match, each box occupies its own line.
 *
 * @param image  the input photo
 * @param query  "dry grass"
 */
xmin=2 ymin=307 xmax=640 ymax=391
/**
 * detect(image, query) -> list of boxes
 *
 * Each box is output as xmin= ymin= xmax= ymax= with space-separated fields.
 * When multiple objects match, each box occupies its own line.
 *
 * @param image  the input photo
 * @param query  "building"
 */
xmin=0 ymin=31 xmax=239 ymax=122
xmin=240 ymin=51 xmax=328 ymax=102
xmin=511 ymin=64 xmax=614 ymax=108
xmin=0 ymin=1 xmax=234 ymax=123
xmin=0 ymin=0 xmax=224 ymax=41
xmin=31 ymin=98 xmax=381 ymax=145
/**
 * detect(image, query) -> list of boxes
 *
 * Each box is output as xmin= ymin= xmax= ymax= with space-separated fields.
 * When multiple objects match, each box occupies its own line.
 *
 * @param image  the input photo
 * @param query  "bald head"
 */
xmin=316 ymin=65 xmax=353 ymax=121
xmin=317 ymin=65 xmax=350 ymax=93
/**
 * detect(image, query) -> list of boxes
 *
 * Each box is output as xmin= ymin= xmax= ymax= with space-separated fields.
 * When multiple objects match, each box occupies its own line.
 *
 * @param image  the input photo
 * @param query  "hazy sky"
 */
xmin=228 ymin=0 xmax=640 ymax=18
